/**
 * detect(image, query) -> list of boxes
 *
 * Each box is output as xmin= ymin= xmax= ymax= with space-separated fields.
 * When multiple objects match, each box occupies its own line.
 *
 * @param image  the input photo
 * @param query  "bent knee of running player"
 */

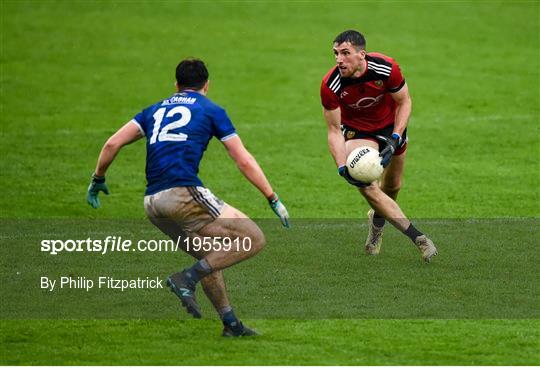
xmin=358 ymin=182 xmax=389 ymax=208
xmin=380 ymin=153 xmax=406 ymax=198
xmin=199 ymin=204 xmax=266 ymax=256
xmin=221 ymin=204 xmax=266 ymax=250
xmin=345 ymin=138 xmax=379 ymax=155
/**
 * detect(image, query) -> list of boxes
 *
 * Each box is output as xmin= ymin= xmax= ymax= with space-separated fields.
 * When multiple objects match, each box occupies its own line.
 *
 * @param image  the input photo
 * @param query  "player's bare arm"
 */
xmin=390 ymin=83 xmax=412 ymax=137
xmin=222 ymin=135 xmax=274 ymax=198
xmin=323 ymin=106 xmax=369 ymax=188
xmin=87 ymin=121 xmax=143 ymax=209
xmin=222 ymin=135 xmax=290 ymax=227
xmin=323 ymin=107 xmax=347 ymax=168
xmin=94 ymin=121 xmax=143 ymax=176
xmin=377 ymin=83 xmax=412 ymax=168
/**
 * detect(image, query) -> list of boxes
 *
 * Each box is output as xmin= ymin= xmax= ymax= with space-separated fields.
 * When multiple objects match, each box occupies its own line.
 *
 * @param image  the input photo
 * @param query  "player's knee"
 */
xmin=360 ymin=184 xmax=383 ymax=204
xmin=249 ymin=226 xmax=266 ymax=253
xmin=382 ymin=179 xmax=401 ymax=196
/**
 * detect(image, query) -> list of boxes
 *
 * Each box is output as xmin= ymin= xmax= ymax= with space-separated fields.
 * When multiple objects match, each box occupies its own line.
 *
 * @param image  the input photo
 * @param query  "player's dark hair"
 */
xmin=333 ymin=30 xmax=366 ymax=50
xmin=176 ymin=58 xmax=209 ymax=91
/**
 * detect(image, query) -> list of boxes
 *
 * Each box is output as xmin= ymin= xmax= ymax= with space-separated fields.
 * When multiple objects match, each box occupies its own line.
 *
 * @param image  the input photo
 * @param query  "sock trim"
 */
xmin=404 ymin=223 xmax=423 ymax=242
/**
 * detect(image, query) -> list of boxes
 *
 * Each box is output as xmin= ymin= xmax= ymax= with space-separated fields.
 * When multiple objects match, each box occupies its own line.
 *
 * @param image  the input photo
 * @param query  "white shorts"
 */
xmin=144 ymin=186 xmax=225 ymax=235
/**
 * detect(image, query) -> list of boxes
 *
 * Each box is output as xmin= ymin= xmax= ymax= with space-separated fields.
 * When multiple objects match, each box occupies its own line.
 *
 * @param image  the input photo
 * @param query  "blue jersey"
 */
xmin=132 ymin=91 xmax=237 ymax=195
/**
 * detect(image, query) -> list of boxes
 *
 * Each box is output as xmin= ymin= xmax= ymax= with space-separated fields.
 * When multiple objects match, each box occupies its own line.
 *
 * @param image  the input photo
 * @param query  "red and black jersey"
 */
xmin=320 ymin=52 xmax=405 ymax=132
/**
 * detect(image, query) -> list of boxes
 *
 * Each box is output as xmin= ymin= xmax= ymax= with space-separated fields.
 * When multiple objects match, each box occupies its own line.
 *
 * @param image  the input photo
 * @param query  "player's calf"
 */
xmin=380 ymin=181 xmax=401 ymax=202
xmin=167 ymin=210 xmax=266 ymax=318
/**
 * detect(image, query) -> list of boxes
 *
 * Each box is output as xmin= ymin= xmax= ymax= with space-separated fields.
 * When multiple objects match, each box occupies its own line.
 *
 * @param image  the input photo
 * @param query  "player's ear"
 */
xmin=203 ymin=80 xmax=210 ymax=93
xmin=175 ymin=81 xmax=180 ymax=92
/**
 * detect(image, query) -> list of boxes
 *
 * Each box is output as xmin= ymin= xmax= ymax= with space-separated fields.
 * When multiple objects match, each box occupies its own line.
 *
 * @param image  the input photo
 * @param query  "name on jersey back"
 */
xmin=162 ymin=95 xmax=197 ymax=106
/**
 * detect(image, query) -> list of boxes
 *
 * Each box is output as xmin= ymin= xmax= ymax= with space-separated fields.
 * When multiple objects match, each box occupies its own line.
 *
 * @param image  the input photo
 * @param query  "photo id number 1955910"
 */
xmin=184 ymin=236 xmax=252 ymax=252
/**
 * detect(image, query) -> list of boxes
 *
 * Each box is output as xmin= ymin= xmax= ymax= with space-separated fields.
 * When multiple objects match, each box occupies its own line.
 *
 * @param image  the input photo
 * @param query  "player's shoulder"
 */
xmin=322 ymin=66 xmax=340 ymax=83
xmin=199 ymin=94 xmax=221 ymax=109
xmin=197 ymin=95 xmax=228 ymax=117
xmin=134 ymin=97 xmax=168 ymax=122
xmin=137 ymin=93 xmax=207 ymax=120
xmin=322 ymin=66 xmax=340 ymax=90
xmin=367 ymin=52 xmax=398 ymax=66
xmin=366 ymin=52 xmax=399 ymax=79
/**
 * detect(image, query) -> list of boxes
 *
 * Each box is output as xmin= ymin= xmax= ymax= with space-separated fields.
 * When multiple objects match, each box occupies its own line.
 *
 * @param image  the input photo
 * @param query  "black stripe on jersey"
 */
xmin=368 ymin=61 xmax=392 ymax=72
xmin=325 ymin=67 xmax=342 ymax=94
xmin=366 ymin=55 xmax=392 ymax=78
xmin=329 ymin=76 xmax=341 ymax=92
xmin=340 ymin=56 xmax=394 ymax=88
xmin=341 ymin=70 xmax=388 ymax=88
xmin=326 ymin=56 xmax=396 ymax=90
xmin=388 ymin=79 xmax=406 ymax=93
xmin=366 ymin=54 xmax=392 ymax=69
xmin=367 ymin=63 xmax=391 ymax=76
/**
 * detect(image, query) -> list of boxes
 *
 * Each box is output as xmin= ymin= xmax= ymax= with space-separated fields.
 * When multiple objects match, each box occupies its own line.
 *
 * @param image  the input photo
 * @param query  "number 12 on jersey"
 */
xmin=149 ymin=106 xmax=192 ymax=144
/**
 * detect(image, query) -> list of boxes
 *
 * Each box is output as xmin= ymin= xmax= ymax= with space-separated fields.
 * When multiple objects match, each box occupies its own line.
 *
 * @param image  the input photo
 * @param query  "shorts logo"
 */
xmin=375 ymin=80 xmax=383 ymax=87
xmin=347 ymin=131 xmax=356 ymax=139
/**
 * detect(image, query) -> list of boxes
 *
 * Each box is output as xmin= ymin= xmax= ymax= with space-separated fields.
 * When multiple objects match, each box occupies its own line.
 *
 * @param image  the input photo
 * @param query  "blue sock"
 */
xmin=221 ymin=308 xmax=240 ymax=327
xmin=184 ymin=259 xmax=212 ymax=284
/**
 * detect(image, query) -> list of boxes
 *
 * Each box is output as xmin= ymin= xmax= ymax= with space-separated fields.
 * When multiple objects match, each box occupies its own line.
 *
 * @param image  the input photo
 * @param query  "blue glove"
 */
xmin=268 ymin=193 xmax=290 ymax=228
xmin=87 ymin=173 xmax=109 ymax=209
xmin=338 ymin=166 xmax=369 ymax=187
xmin=377 ymin=133 xmax=402 ymax=168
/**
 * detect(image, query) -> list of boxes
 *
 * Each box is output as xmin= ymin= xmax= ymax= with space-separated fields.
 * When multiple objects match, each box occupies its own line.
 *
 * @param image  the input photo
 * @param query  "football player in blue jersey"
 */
xmin=87 ymin=58 xmax=289 ymax=337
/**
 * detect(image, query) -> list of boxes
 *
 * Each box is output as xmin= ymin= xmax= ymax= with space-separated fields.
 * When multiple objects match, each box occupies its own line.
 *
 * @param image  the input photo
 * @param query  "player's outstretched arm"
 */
xmin=390 ymin=82 xmax=412 ymax=138
xmin=222 ymin=135 xmax=290 ymax=227
xmin=323 ymin=107 xmax=365 ymax=187
xmin=376 ymin=83 xmax=411 ymax=168
xmin=87 ymin=121 xmax=143 ymax=209
xmin=323 ymin=107 xmax=347 ymax=168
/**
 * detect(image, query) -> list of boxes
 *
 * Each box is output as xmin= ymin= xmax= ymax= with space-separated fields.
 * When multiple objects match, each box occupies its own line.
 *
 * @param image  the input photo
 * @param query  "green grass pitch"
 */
xmin=1 ymin=0 xmax=539 ymax=365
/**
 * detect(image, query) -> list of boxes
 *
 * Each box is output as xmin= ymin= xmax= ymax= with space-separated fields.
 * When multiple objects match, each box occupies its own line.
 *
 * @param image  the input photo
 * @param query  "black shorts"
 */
xmin=341 ymin=123 xmax=408 ymax=155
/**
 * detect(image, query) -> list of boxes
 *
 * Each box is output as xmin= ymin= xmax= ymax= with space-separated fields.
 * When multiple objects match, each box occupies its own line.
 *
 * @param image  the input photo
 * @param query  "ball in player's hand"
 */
xmin=346 ymin=146 xmax=384 ymax=183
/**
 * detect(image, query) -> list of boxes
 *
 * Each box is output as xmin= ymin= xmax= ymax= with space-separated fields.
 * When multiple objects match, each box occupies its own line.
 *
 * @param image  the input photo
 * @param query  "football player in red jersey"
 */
xmin=320 ymin=30 xmax=437 ymax=262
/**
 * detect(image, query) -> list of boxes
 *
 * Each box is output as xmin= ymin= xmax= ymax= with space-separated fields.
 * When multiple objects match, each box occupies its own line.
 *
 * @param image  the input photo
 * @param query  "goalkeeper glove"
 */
xmin=268 ymin=193 xmax=290 ymax=228
xmin=377 ymin=133 xmax=402 ymax=168
xmin=87 ymin=173 xmax=109 ymax=209
xmin=338 ymin=166 xmax=369 ymax=187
